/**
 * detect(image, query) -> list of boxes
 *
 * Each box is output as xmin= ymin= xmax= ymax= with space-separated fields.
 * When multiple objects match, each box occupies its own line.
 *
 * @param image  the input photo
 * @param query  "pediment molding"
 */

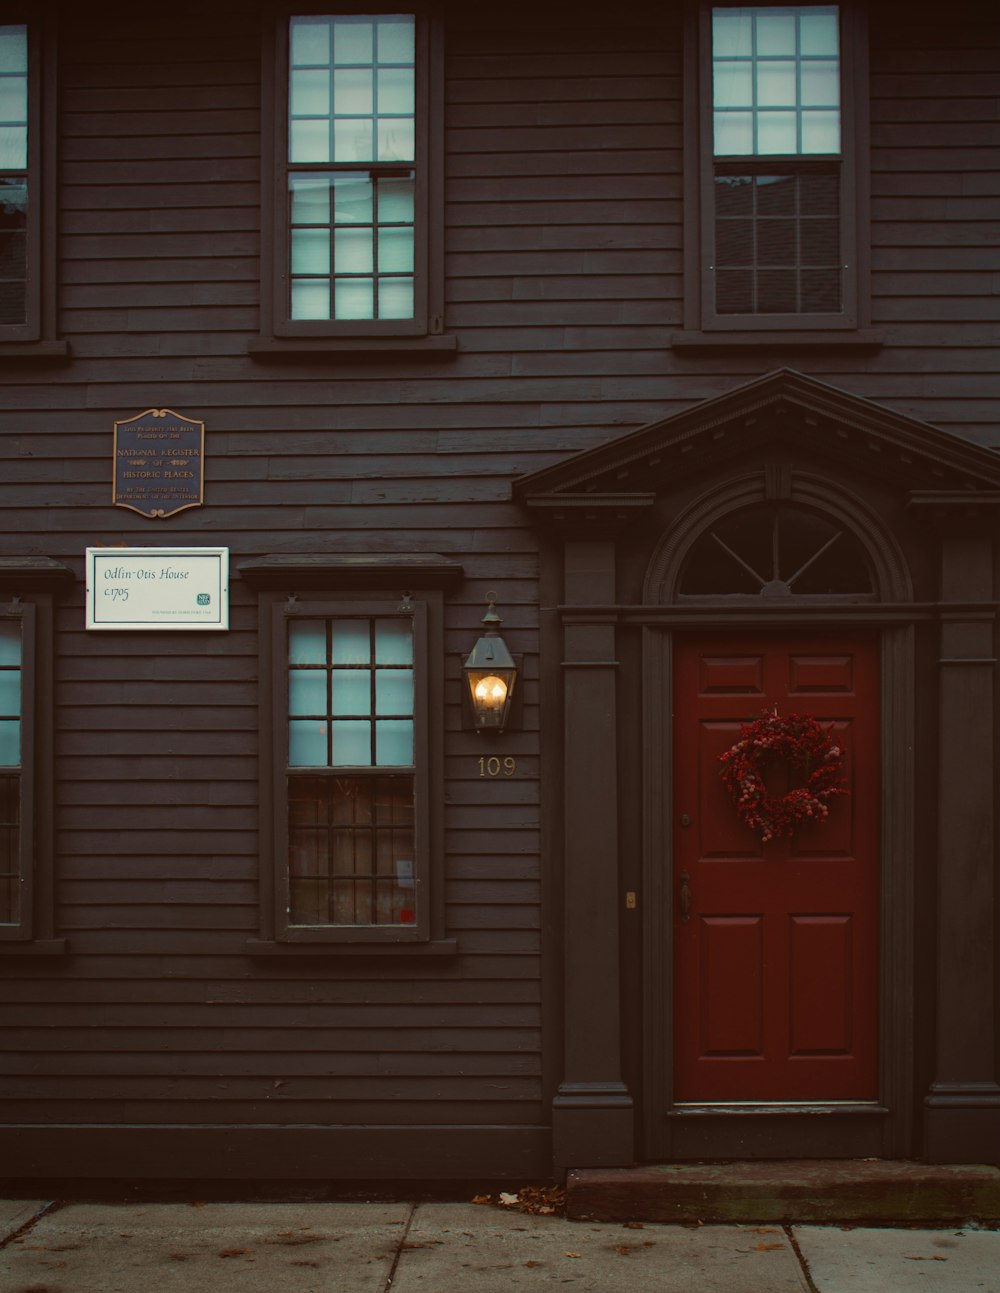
xmin=513 ymin=370 xmax=1000 ymax=508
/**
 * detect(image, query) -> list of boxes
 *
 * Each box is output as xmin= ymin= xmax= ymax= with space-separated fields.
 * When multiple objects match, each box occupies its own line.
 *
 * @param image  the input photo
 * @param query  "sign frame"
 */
xmin=113 ymin=408 xmax=205 ymax=519
xmin=86 ymin=547 xmax=229 ymax=631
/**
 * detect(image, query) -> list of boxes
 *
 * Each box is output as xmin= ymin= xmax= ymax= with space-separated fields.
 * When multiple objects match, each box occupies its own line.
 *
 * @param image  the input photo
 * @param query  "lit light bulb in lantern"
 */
xmin=474 ymin=674 xmax=508 ymax=711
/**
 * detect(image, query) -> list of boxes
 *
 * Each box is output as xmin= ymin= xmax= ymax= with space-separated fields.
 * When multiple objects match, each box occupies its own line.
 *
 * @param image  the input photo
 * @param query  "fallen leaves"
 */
xmin=472 ymin=1184 xmax=567 ymax=1216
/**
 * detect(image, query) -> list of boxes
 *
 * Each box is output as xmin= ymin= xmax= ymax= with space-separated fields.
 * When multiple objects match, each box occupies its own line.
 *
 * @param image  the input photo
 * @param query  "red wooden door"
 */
xmin=672 ymin=633 xmax=880 ymax=1103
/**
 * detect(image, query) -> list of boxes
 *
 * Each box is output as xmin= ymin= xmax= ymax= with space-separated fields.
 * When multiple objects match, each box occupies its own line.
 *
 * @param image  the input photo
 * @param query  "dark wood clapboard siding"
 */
xmin=0 ymin=0 xmax=997 ymax=1175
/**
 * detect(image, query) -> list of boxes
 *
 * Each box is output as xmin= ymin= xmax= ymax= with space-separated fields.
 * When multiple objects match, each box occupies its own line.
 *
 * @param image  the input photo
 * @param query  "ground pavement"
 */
xmin=2 ymin=1198 xmax=999 ymax=1293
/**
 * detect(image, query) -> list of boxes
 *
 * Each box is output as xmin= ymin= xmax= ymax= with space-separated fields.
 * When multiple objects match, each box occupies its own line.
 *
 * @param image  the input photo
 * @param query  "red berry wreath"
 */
xmin=718 ymin=710 xmax=846 ymax=843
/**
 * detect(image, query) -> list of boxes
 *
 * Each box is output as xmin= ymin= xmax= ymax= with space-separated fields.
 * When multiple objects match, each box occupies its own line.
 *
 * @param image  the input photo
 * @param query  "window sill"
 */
xmin=0 ymin=938 xmax=69 ymax=956
xmin=670 ymin=329 xmax=885 ymax=355
xmin=0 ymin=340 xmax=70 ymax=360
xmin=248 ymin=335 xmax=458 ymax=361
xmin=244 ymin=937 xmax=458 ymax=958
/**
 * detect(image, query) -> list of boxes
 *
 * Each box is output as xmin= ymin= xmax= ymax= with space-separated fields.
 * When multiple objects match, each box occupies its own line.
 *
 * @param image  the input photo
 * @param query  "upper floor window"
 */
xmin=0 ymin=24 xmax=31 ymax=335
xmin=680 ymin=4 xmax=871 ymax=341
xmin=259 ymin=7 xmax=446 ymax=347
xmin=0 ymin=16 xmax=61 ymax=353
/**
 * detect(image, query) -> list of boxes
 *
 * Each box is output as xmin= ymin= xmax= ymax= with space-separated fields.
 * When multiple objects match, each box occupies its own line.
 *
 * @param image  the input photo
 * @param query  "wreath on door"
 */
xmin=718 ymin=710 xmax=846 ymax=843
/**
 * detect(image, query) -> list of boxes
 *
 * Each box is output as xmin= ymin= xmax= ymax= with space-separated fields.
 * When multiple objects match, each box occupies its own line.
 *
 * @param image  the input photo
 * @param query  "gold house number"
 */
xmin=478 ymin=756 xmax=517 ymax=778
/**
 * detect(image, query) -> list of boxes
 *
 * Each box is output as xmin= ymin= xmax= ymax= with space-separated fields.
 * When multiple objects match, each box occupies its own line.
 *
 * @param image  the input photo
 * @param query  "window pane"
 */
xmin=757 ymin=268 xmax=797 ymax=312
xmin=0 ymin=27 xmax=26 ymax=73
xmin=332 ymin=719 xmax=372 ymax=766
xmin=290 ymin=118 xmax=329 ymax=163
xmin=331 ymin=621 xmax=371 ymax=665
xmin=290 ymin=67 xmax=329 ymax=116
xmin=714 ymin=111 xmax=754 ymax=155
xmin=377 ymin=66 xmax=414 ymax=115
xmin=377 ymin=117 xmax=415 ymax=162
xmin=331 ymin=670 xmax=371 ymax=716
xmin=713 ymin=12 xmax=753 ymax=57
xmin=375 ymin=670 xmax=413 ymax=715
xmin=288 ymin=669 xmax=326 ymax=716
xmin=333 ymin=66 xmax=373 ymax=115
xmin=0 ymin=126 xmax=26 ymax=171
xmin=0 ymin=77 xmax=26 ymax=125
xmin=801 ymin=110 xmax=840 ymax=153
xmin=758 ymin=218 xmax=796 ymax=265
xmin=333 ymin=117 xmax=373 ymax=162
xmin=714 ymin=61 xmax=753 ymax=108
xmin=333 ymin=176 xmax=374 ymax=223
xmin=757 ymin=112 xmax=798 ymax=153
xmin=716 ymin=217 xmax=753 ymax=266
xmin=379 ymin=176 xmax=414 ymax=223
xmin=290 ymin=177 xmax=331 ymax=226
xmin=291 ymin=228 xmax=330 ymax=275
xmin=290 ymin=18 xmax=330 ymax=65
xmin=291 ymin=279 xmax=331 ymax=319
xmin=800 ymin=10 xmax=839 ymax=55
xmin=757 ymin=62 xmax=797 ymax=107
xmin=378 ymin=227 xmax=413 ymax=273
xmin=378 ymin=19 xmax=415 ymax=63
xmin=756 ymin=12 xmax=797 ymax=54
xmin=334 ymin=277 xmax=374 ymax=319
xmin=0 ymin=621 xmax=19 ymax=666
xmin=801 ymin=267 xmax=842 ymax=312
xmin=0 ymin=719 xmax=17 ymax=766
xmin=716 ymin=268 xmax=754 ymax=314
xmin=375 ymin=618 xmax=412 ymax=664
xmin=376 ymin=719 xmax=413 ymax=766
xmin=334 ymin=226 xmax=374 ymax=274
xmin=289 ymin=719 xmax=328 ymax=767
xmin=801 ymin=61 xmax=839 ymax=107
xmin=333 ymin=19 xmax=374 ymax=64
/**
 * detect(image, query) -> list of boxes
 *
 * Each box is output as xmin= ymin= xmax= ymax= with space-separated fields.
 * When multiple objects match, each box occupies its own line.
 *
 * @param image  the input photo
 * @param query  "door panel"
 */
xmin=673 ymin=632 xmax=880 ymax=1103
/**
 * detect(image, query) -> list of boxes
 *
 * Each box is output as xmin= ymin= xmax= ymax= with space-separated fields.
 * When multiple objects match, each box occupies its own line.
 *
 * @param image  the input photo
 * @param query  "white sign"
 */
xmin=86 ymin=547 xmax=229 ymax=631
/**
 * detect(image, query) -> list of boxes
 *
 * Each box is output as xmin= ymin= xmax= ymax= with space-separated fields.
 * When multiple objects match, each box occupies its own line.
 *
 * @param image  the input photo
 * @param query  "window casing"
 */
xmin=261 ymin=6 xmax=444 ymax=344
xmin=251 ymin=576 xmax=453 ymax=951
xmin=681 ymin=2 xmax=870 ymax=339
xmin=0 ymin=15 xmax=59 ymax=351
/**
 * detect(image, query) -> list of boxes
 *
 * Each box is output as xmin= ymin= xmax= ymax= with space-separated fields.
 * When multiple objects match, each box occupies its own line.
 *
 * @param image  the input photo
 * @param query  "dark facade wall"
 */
xmin=0 ymin=0 xmax=997 ymax=1173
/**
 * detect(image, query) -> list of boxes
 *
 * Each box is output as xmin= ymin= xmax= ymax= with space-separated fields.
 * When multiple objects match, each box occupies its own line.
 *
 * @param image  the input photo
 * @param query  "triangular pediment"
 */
xmin=513 ymin=370 xmax=1000 ymax=511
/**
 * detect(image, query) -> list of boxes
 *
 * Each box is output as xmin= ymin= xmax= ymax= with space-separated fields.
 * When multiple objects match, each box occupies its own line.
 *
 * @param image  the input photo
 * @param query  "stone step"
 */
xmin=566 ymin=1160 xmax=1000 ymax=1225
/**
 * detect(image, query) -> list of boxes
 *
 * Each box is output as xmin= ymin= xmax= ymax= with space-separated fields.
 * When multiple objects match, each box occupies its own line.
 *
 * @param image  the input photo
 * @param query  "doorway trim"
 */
xmin=640 ymin=475 xmax=915 ymax=1161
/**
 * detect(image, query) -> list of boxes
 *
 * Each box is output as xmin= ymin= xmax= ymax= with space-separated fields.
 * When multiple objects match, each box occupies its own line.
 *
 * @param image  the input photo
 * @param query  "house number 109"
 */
xmin=479 ymin=756 xmax=516 ymax=778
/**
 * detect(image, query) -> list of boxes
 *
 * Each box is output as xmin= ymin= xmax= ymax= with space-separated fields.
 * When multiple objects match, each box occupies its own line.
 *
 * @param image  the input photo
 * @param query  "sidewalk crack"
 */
xmin=382 ymin=1201 xmax=417 ymax=1290
xmin=0 ymin=1200 xmax=65 ymax=1250
xmin=784 ymin=1224 xmax=821 ymax=1293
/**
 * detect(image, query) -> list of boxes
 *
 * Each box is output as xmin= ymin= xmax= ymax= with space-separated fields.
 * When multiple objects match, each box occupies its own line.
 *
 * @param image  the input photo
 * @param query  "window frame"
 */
xmin=243 ymin=555 xmax=461 ymax=956
xmin=257 ymin=3 xmax=448 ymax=350
xmin=678 ymin=0 xmax=873 ymax=346
xmin=0 ymin=13 xmax=62 ymax=355
xmin=0 ymin=561 xmax=71 ymax=954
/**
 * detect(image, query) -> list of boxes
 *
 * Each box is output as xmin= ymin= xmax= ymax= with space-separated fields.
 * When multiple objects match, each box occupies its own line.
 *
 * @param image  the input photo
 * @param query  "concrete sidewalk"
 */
xmin=2 ymin=1199 xmax=999 ymax=1293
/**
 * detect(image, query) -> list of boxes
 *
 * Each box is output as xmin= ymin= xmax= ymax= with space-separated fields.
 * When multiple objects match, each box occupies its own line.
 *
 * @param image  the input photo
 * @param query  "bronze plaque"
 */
xmin=113 ymin=408 xmax=205 ymax=519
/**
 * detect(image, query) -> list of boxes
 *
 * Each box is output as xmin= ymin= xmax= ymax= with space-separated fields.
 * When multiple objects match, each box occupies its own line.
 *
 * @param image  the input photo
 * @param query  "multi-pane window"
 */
xmin=0 ymin=620 xmax=21 ymax=926
xmin=287 ymin=14 xmax=417 ymax=323
xmin=0 ymin=24 xmax=29 ymax=329
xmin=677 ymin=2 xmax=868 ymax=338
xmin=712 ymin=6 xmax=842 ymax=317
xmin=286 ymin=615 xmax=418 ymax=928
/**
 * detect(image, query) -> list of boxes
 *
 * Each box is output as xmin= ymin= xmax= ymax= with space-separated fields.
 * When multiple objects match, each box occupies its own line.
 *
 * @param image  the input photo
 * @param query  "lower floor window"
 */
xmin=0 ymin=618 xmax=21 ymax=926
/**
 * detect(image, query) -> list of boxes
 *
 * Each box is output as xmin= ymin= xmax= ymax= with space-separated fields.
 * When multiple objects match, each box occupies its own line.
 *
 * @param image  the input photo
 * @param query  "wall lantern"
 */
xmin=463 ymin=593 xmax=518 ymax=734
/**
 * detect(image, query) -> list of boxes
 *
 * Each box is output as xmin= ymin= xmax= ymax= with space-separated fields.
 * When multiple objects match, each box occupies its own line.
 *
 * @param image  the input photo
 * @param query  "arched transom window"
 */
xmin=678 ymin=503 xmax=874 ymax=599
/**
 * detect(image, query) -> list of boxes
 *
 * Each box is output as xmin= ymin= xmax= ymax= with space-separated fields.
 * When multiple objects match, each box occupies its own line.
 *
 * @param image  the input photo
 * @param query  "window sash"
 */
xmin=269 ymin=8 xmax=430 ymax=338
xmin=0 ymin=19 xmax=40 ymax=341
xmin=689 ymin=2 xmax=864 ymax=333
xmin=273 ymin=598 xmax=431 ymax=942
